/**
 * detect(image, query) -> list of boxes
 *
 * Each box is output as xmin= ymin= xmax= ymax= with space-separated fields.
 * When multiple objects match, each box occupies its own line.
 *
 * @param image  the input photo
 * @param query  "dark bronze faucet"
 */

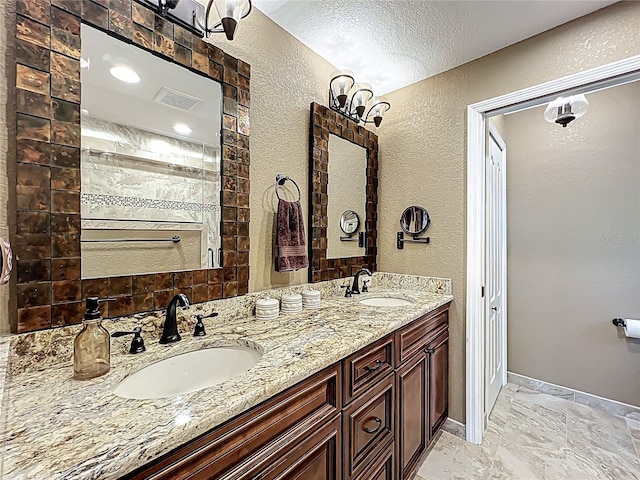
xmin=160 ymin=293 xmax=190 ymax=344
xmin=351 ymin=268 xmax=372 ymax=295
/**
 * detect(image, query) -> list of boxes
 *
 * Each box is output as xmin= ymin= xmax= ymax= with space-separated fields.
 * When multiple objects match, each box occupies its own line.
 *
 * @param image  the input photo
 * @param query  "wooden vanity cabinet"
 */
xmin=124 ymin=365 xmax=341 ymax=480
xmin=122 ymin=303 xmax=450 ymax=480
xmin=395 ymin=303 xmax=450 ymax=480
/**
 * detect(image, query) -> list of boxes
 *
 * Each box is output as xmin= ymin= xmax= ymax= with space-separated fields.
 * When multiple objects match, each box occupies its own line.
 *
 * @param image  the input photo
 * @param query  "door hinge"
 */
xmin=481 ymin=286 xmax=485 ymax=298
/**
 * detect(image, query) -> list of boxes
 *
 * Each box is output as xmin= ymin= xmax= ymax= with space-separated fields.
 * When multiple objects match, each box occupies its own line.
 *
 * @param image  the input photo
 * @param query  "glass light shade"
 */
xmin=367 ymin=96 xmax=391 ymax=127
xmin=350 ymin=83 xmax=373 ymax=119
xmin=544 ymin=94 xmax=589 ymax=127
xmin=213 ymin=0 xmax=251 ymax=41
xmin=330 ymin=70 xmax=355 ymax=109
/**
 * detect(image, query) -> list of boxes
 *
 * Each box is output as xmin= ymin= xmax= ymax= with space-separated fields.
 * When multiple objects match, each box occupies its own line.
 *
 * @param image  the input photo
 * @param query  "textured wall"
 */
xmin=206 ymin=10 xmax=336 ymax=291
xmin=505 ymin=82 xmax=640 ymax=406
xmin=379 ymin=2 xmax=640 ymax=422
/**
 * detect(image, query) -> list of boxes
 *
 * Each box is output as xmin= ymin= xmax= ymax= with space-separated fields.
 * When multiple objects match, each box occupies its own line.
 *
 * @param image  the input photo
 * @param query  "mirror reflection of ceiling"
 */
xmin=253 ymin=0 xmax=616 ymax=95
xmin=81 ymin=24 xmax=222 ymax=146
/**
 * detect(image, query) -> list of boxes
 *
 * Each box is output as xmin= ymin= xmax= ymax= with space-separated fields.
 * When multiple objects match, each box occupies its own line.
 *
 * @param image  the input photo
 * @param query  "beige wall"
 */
xmin=207 ymin=11 xmax=336 ymax=291
xmin=379 ymin=2 xmax=640 ymax=422
xmin=503 ymin=82 xmax=640 ymax=406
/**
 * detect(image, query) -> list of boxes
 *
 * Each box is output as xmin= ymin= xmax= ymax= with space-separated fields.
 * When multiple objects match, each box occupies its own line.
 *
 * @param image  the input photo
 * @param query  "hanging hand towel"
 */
xmin=275 ymin=199 xmax=309 ymax=272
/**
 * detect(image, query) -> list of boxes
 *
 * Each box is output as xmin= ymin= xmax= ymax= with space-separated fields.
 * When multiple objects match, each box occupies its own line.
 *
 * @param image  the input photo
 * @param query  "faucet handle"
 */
xmin=111 ymin=327 xmax=146 ymax=354
xmin=194 ymin=312 xmax=218 ymax=337
xmin=362 ymin=280 xmax=370 ymax=293
xmin=341 ymin=284 xmax=352 ymax=298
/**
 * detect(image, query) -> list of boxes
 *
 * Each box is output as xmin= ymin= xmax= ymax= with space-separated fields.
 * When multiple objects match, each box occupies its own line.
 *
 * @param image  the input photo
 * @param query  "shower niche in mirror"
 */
xmin=81 ymin=25 xmax=222 ymax=278
xmin=308 ymin=103 xmax=378 ymax=282
xmin=12 ymin=0 xmax=251 ymax=332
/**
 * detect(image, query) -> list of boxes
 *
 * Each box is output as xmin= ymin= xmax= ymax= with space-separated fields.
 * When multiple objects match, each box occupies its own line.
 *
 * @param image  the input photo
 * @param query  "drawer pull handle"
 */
xmin=364 ymin=360 xmax=384 ymax=372
xmin=362 ymin=417 xmax=383 ymax=434
xmin=424 ymin=347 xmax=436 ymax=355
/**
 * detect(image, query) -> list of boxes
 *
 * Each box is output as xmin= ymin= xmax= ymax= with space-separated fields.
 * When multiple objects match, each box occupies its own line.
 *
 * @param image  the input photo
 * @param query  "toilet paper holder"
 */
xmin=612 ymin=318 xmax=627 ymax=328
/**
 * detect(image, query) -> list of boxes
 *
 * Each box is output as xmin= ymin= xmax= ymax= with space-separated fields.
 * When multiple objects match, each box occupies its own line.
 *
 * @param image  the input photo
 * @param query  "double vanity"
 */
xmin=0 ymin=273 xmax=452 ymax=479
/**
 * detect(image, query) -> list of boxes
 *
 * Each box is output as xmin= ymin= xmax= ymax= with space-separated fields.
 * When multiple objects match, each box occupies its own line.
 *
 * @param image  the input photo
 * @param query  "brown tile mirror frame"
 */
xmin=12 ymin=0 xmax=250 ymax=332
xmin=308 ymin=102 xmax=378 ymax=282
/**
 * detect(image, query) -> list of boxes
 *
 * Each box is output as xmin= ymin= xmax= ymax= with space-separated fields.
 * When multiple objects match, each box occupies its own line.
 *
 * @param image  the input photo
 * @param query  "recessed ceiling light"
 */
xmin=172 ymin=123 xmax=192 ymax=136
xmin=110 ymin=65 xmax=140 ymax=84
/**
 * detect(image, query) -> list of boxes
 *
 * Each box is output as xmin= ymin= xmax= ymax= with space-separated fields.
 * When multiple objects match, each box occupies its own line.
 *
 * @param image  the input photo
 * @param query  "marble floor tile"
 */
xmin=514 ymin=386 xmax=575 ymax=414
xmin=575 ymin=391 xmax=640 ymax=421
xmin=416 ymin=382 xmax=640 ymax=479
xmin=490 ymin=443 xmax=566 ymax=480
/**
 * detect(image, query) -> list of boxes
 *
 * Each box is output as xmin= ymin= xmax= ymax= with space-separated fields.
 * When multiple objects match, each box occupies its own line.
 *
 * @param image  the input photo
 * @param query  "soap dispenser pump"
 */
xmin=73 ymin=297 xmax=110 ymax=380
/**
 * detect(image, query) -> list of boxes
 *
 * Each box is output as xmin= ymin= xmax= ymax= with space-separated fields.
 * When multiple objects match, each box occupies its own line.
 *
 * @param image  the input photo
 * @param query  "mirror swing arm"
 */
xmin=397 ymin=205 xmax=431 ymax=249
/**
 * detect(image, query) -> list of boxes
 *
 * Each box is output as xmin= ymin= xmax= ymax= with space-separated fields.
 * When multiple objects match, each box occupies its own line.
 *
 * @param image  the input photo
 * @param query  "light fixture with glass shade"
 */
xmin=544 ymin=94 xmax=589 ymax=127
xmin=328 ymin=72 xmax=391 ymax=127
xmin=139 ymin=0 xmax=251 ymax=41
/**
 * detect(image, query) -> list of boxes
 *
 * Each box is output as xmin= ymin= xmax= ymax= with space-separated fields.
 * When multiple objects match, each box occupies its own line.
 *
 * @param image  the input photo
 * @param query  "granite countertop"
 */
xmin=0 ymin=274 xmax=453 ymax=479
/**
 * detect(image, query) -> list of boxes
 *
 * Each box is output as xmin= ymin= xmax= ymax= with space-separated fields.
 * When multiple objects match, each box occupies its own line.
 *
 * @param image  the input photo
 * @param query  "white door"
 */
xmin=485 ymin=121 xmax=507 ymax=415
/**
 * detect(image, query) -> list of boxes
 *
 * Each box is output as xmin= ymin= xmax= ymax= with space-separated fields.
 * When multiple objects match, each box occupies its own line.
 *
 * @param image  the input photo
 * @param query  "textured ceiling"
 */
xmin=253 ymin=0 xmax=617 ymax=94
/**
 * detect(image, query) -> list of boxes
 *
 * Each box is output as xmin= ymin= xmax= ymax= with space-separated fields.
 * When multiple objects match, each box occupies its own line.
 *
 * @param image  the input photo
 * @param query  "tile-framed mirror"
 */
xmin=13 ymin=0 xmax=251 ymax=332
xmin=308 ymin=102 xmax=378 ymax=282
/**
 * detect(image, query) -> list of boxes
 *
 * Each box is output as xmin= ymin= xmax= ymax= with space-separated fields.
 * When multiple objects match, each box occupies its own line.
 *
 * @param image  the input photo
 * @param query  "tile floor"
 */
xmin=414 ymin=383 xmax=640 ymax=479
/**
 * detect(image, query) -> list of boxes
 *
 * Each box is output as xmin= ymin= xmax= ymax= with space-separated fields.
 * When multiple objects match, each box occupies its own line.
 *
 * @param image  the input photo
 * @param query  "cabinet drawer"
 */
xmin=126 ymin=365 xmax=341 ymax=480
xmin=343 ymin=373 xmax=395 ymax=480
xmin=395 ymin=303 xmax=449 ymax=365
xmin=343 ymin=334 xmax=394 ymax=404
xmin=353 ymin=440 xmax=394 ymax=480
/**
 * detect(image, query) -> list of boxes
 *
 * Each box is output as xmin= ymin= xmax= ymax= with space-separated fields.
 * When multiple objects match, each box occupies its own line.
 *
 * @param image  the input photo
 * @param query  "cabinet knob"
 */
xmin=362 ymin=417 xmax=383 ymax=434
xmin=424 ymin=347 xmax=435 ymax=355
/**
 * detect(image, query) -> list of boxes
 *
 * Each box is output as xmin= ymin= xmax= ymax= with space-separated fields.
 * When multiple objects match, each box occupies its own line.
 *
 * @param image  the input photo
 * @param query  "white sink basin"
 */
xmin=359 ymin=297 xmax=413 ymax=307
xmin=113 ymin=346 xmax=262 ymax=400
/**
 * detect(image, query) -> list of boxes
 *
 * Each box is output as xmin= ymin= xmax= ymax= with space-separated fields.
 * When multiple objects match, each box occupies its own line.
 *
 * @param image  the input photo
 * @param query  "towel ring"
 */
xmin=275 ymin=174 xmax=301 ymax=201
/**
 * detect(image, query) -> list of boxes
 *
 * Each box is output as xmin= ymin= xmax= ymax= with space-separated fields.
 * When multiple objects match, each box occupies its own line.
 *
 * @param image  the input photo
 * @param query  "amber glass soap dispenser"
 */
xmin=73 ymin=297 xmax=110 ymax=380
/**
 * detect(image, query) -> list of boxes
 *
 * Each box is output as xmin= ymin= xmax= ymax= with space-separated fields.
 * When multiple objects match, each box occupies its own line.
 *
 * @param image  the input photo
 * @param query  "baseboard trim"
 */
xmin=507 ymin=371 xmax=640 ymax=419
xmin=442 ymin=417 xmax=466 ymax=439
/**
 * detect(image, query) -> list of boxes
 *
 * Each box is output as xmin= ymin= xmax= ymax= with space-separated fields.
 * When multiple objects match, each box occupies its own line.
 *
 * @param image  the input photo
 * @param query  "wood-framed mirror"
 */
xmin=308 ymin=102 xmax=378 ymax=282
xmin=13 ymin=0 xmax=251 ymax=332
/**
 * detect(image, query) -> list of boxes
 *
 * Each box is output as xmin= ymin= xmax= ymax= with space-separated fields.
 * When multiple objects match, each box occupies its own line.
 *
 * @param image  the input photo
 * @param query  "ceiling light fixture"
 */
xmin=329 ymin=70 xmax=391 ymax=128
xmin=109 ymin=65 xmax=141 ymax=84
xmin=173 ymin=123 xmax=192 ymax=136
xmin=544 ymin=94 xmax=589 ymax=127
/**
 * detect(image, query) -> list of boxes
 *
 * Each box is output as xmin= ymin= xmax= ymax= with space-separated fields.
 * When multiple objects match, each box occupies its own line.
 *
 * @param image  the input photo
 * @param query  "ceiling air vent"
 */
xmin=153 ymin=87 xmax=203 ymax=112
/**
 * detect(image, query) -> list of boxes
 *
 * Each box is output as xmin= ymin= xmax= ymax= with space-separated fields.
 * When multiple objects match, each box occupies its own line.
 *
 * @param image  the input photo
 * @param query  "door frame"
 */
xmin=484 ymin=119 xmax=507 ymax=415
xmin=465 ymin=54 xmax=640 ymax=444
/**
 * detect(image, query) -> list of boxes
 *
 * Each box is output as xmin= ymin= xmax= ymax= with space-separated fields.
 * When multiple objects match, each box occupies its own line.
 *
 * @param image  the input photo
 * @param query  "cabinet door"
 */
xmin=258 ymin=415 xmax=342 ymax=480
xmin=353 ymin=441 xmax=394 ymax=480
xmin=395 ymin=352 xmax=428 ymax=479
xmin=427 ymin=331 xmax=449 ymax=439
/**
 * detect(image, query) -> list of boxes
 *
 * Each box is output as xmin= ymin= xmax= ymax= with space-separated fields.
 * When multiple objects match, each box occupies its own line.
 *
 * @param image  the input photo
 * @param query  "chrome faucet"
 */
xmin=160 ymin=293 xmax=190 ymax=344
xmin=351 ymin=268 xmax=372 ymax=295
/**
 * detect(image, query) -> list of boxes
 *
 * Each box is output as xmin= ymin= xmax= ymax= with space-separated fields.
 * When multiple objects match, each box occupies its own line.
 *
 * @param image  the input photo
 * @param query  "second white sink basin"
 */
xmin=113 ymin=346 xmax=262 ymax=400
xmin=359 ymin=297 xmax=413 ymax=307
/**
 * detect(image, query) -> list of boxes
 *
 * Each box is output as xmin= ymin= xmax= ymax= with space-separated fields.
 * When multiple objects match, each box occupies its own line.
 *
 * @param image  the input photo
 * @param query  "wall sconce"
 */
xmin=141 ymin=0 xmax=252 ymax=41
xmin=329 ymin=70 xmax=391 ymax=127
xmin=544 ymin=94 xmax=589 ymax=127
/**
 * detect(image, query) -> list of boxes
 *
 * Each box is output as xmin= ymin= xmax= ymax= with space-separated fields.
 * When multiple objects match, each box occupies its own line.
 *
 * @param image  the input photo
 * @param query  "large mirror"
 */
xmin=308 ymin=102 xmax=378 ymax=282
xmin=12 ymin=0 xmax=251 ymax=333
xmin=80 ymin=25 xmax=222 ymax=278
xmin=327 ymin=135 xmax=366 ymax=259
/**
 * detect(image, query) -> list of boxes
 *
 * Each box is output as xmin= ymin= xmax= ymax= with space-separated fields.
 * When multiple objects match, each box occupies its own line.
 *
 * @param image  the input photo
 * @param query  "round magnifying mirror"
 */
xmin=400 ymin=206 xmax=430 ymax=236
xmin=340 ymin=210 xmax=361 ymax=236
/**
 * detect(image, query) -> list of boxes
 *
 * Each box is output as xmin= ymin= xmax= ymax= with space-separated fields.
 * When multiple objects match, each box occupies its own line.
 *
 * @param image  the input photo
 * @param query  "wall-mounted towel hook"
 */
xmin=275 ymin=174 xmax=301 ymax=202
